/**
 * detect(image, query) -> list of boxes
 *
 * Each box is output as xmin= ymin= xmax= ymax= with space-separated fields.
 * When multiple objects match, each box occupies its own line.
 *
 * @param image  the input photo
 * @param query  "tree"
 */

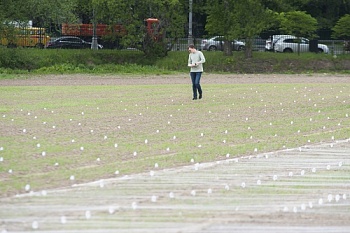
xmin=26 ymin=0 xmax=78 ymax=35
xmin=0 ymin=0 xmax=78 ymax=47
xmin=0 ymin=0 xmax=78 ymax=34
xmin=92 ymin=0 xmax=186 ymax=57
xmin=205 ymin=0 xmax=273 ymax=58
xmin=232 ymin=0 xmax=274 ymax=58
xmin=0 ymin=0 xmax=29 ymax=22
xmin=205 ymin=0 xmax=239 ymax=56
xmin=332 ymin=14 xmax=350 ymax=39
xmin=278 ymin=11 xmax=318 ymax=38
xmin=261 ymin=0 xmax=312 ymax=12
xmin=301 ymin=0 xmax=350 ymax=37
xmin=0 ymin=0 xmax=31 ymax=39
xmin=75 ymin=0 xmax=94 ymax=24
xmin=261 ymin=0 xmax=350 ymax=39
xmin=332 ymin=14 xmax=350 ymax=51
xmin=278 ymin=11 xmax=318 ymax=55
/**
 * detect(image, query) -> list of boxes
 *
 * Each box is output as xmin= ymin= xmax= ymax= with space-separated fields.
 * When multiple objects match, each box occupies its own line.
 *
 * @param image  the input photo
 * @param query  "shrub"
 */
xmin=0 ymin=48 xmax=350 ymax=74
xmin=0 ymin=48 xmax=35 ymax=70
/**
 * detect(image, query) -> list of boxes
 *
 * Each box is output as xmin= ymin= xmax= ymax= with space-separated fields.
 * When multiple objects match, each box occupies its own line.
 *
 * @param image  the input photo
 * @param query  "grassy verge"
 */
xmin=0 ymin=82 xmax=349 ymax=197
xmin=1 ymin=48 xmax=350 ymax=75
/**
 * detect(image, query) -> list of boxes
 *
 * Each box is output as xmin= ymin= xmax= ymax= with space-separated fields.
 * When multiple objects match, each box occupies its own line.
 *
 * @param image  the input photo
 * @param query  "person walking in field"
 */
xmin=188 ymin=44 xmax=206 ymax=100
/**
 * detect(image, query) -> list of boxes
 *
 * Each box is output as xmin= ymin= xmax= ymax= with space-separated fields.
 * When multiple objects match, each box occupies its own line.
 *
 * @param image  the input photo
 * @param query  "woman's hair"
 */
xmin=188 ymin=44 xmax=195 ymax=49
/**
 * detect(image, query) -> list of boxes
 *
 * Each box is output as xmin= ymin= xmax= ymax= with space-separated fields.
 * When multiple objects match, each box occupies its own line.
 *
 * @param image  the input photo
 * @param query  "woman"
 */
xmin=188 ymin=44 xmax=206 ymax=100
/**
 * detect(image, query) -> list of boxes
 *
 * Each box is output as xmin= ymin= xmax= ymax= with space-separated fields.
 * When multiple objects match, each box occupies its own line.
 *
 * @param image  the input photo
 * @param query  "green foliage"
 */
xmin=300 ymin=0 xmax=350 ymax=30
xmin=205 ymin=0 xmax=272 ymax=57
xmin=332 ymin=14 xmax=350 ymax=39
xmin=26 ymin=0 xmax=78 ymax=27
xmin=233 ymin=0 xmax=273 ymax=38
xmin=34 ymin=63 xmax=175 ymax=74
xmin=92 ymin=0 xmax=185 ymax=57
xmin=205 ymin=0 xmax=237 ymax=36
xmin=232 ymin=0 xmax=274 ymax=58
xmin=0 ymin=49 xmax=350 ymax=75
xmin=0 ymin=0 xmax=29 ymax=21
xmin=262 ymin=0 xmax=350 ymax=38
xmin=0 ymin=48 xmax=156 ymax=69
xmin=0 ymin=23 xmax=17 ymax=46
xmin=261 ymin=0 xmax=313 ymax=12
xmin=142 ymin=33 xmax=169 ymax=58
xmin=0 ymin=48 xmax=35 ymax=70
xmin=0 ymin=0 xmax=78 ymax=32
xmin=278 ymin=11 xmax=318 ymax=38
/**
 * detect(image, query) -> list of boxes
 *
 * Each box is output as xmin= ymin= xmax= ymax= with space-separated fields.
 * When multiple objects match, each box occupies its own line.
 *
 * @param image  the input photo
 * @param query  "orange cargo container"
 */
xmin=61 ymin=23 xmax=126 ymax=37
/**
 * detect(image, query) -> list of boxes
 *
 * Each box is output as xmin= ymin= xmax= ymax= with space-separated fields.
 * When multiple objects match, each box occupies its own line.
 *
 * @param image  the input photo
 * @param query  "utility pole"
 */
xmin=188 ymin=0 xmax=193 ymax=45
xmin=91 ymin=8 xmax=98 ymax=50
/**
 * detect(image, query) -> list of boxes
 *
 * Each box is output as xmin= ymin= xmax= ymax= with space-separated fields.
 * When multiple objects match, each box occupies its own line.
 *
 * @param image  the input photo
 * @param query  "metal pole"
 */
xmin=188 ymin=0 xmax=193 ymax=45
xmin=91 ymin=8 xmax=98 ymax=50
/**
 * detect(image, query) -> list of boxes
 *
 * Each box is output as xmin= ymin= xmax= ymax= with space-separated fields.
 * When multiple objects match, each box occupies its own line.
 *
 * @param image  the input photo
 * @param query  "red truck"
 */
xmin=61 ymin=18 xmax=161 ymax=49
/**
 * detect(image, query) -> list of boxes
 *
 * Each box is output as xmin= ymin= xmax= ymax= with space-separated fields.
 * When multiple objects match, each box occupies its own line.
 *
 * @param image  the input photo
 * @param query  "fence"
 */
xmin=1 ymin=29 xmax=350 ymax=55
xmin=319 ymin=40 xmax=350 ymax=55
xmin=167 ymin=38 xmax=350 ymax=55
xmin=0 ymin=26 xmax=50 ymax=48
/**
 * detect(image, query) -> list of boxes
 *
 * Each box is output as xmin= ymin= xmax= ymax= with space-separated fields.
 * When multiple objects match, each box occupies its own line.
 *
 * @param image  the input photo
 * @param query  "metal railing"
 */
xmin=166 ymin=38 xmax=350 ymax=55
xmin=2 ymin=32 xmax=350 ymax=55
xmin=319 ymin=40 xmax=350 ymax=55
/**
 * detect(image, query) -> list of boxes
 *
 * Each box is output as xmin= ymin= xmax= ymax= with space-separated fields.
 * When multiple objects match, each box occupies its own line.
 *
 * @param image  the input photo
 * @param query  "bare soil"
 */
xmin=1 ymin=73 xmax=350 ymax=86
xmin=0 ymin=73 xmax=349 ymax=233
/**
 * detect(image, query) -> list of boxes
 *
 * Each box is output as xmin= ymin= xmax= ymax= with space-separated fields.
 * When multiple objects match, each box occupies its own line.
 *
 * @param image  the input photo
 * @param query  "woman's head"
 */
xmin=188 ymin=44 xmax=196 ymax=53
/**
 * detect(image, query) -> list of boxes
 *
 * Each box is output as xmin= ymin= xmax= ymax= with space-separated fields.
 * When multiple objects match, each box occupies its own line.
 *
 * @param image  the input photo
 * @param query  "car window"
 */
xmin=284 ymin=38 xmax=310 ymax=44
xmin=273 ymin=36 xmax=283 ymax=42
xmin=283 ymin=39 xmax=295 ymax=43
xmin=301 ymin=39 xmax=309 ymax=44
xmin=67 ymin=38 xmax=79 ymax=43
xmin=274 ymin=37 xmax=284 ymax=43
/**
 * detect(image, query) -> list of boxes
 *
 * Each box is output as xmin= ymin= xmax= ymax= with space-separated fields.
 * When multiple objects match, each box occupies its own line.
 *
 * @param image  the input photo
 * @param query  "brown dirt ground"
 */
xmin=0 ymin=73 xmax=349 ymax=233
xmin=1 ymin=73 xmax=350 ymax=86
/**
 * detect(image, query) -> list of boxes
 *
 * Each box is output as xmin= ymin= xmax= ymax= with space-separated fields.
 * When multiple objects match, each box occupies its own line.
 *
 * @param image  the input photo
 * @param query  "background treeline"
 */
xmin=1 ymin=0 xmax=350 ymax=39
xmin=1 ymin=0 xmax=350 ymax=58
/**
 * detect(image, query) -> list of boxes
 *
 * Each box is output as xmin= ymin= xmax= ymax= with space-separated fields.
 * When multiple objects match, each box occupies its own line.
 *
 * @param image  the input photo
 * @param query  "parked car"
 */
xmin=242 ymin=36 xmax=266 ymax=51
xmin=201 ymin=36 xmax=245 ymax=51
xmin=273 ymin=35 xmax=329 ymax=53
xmin=45 ymin=36 xmax=103 ymax=49
xmin=265 ymin=35 xmax=290 ymax=52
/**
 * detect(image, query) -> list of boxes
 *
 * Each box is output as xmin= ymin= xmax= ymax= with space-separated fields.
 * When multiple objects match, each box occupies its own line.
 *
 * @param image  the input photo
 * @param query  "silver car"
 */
xmin=273 ymin=35 xmax=329 ymax=53
xmin=201 ymin=36 xmax=245 ymax=51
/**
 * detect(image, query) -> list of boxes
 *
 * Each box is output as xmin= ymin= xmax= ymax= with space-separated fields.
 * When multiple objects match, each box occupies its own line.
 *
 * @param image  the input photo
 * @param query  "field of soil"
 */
xmin=1 ymin=73 xmax=350 ymax=86
xmin=0 ymin=73 xmax=349 ymax=233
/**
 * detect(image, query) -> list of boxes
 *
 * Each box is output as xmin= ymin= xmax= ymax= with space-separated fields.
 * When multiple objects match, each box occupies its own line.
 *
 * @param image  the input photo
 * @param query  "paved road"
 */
xmin=1 ymin=139 xmax=350 ymax=233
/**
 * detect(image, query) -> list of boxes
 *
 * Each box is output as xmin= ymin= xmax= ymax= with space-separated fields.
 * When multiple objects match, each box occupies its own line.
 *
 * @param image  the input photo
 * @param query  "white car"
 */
xmin=273 ymin=35 xmax=329 ymax=54
xmin=265 ymin=35 xmax=290 ymax=51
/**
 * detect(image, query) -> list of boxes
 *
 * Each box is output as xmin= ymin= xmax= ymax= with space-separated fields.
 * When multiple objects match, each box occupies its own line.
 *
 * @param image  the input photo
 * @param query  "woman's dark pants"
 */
xmin=190 ymin=72 xmax=202 ymax=99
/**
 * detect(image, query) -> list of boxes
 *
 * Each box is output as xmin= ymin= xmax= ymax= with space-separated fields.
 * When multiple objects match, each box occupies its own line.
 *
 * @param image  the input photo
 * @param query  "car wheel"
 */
xmin=318 ymin=48 xmax=324 ymax=53
xmin=7 ymin=43 xmax=17 ymax=48
xmin=283 ymin=48 xmax=293 ymax=53
xmin=208 ymin=46 xmax=217 ymax=51
xmin=238 ymin=45 xmax=245 ymax=51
